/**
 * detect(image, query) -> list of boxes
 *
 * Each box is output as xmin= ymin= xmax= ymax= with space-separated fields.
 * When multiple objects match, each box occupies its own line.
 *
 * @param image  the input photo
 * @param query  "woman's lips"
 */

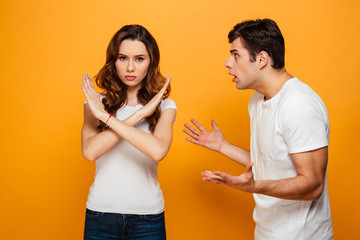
xmin=125 ymin=75 xmax=136 ymax=80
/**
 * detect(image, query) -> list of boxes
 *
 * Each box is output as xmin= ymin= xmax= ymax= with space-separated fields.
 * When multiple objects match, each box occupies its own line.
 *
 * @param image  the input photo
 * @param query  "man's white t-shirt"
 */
xmin=248 ymin=78 xmax=333 ymax=239
xmin=86 ymin=98 xmax=176 ymax=214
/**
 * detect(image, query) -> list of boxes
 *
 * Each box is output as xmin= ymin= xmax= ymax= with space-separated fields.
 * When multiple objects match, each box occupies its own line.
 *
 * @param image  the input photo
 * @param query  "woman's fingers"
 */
xmin=82 ymin=73 xmax=104 ymax=111
xmin=83 ymin=73 xmax=99 ymax=100
xmin=82 ymin=73 xmax=108 ymax=120
xmin=82 ymin=74 xmax=91 ymax=91
xmin=82 ymin=75 xmax=91 ymax=98
xmin=158 ymin=75 xmax=171 ymax=96
xmin=85 ymin=73 xmax=97 ymax=95
xmin=164 ymin=75 xmax=171 ymax=89
xmin=142 ymin=75 xmax=171 ymax=116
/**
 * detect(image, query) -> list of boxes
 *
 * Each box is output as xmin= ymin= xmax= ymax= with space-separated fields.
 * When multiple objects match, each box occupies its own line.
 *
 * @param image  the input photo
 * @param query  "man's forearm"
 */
xmin=253 ymin=175 xmax=324 ymax=200
xmin=219 ymin=140 xmax=250 ymax=167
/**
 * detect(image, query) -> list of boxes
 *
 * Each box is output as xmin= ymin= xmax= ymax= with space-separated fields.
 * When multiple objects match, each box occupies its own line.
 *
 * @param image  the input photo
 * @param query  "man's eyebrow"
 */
xmin=230 ymin=49 xmax=238 ymax=54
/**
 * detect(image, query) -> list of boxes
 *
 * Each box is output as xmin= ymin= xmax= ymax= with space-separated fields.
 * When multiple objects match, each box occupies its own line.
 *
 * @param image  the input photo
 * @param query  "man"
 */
xmin=184 ymin=19 xmax=333 ymax=239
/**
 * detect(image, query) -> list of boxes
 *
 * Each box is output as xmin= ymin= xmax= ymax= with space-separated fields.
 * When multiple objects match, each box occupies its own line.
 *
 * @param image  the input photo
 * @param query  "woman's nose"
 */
xmin=127 ymin=60 xmax=135 ymax=72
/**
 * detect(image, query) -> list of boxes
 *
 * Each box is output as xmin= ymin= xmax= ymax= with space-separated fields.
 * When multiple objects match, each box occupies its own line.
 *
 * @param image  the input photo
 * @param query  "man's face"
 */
xmin=225 ymin=38 xmax=258 ymax=90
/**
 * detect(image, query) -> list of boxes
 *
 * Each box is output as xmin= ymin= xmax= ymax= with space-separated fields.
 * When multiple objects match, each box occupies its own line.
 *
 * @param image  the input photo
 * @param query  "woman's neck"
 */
xmin=126 ymin=85 xmax=141 ymax=106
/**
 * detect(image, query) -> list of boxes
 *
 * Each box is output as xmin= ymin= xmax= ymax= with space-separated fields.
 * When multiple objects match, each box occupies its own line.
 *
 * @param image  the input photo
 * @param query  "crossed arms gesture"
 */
xmin=82 ymin=73 xmax=171 ymax=123
xmin=81 ymin=73 xmax=176 ymax=162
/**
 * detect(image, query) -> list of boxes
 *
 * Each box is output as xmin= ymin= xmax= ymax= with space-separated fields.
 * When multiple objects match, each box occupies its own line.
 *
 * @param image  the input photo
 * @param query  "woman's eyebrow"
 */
xmin=118 ymin=53 xmax=147 ymax=57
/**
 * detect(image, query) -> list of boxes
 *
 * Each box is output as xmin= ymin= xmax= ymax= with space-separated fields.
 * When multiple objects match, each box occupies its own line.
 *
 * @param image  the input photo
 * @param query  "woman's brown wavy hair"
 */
xmin=95 ymin=25 xmax=170 ymax=132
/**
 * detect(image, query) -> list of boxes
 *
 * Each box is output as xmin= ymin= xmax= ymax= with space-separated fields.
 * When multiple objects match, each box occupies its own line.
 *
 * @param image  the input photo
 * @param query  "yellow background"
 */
xmin=1 ymin=0 xmax=359 ymax=239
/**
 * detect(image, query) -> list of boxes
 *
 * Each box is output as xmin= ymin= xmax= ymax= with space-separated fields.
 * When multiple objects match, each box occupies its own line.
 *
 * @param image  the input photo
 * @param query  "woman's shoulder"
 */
xmin=160 ymin=98 xmax=177 ymax=111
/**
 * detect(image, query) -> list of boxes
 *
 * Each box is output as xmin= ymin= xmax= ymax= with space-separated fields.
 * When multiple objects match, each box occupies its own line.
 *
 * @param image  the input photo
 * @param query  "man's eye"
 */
xmin=234 ymin=54 xmax=239 ymax=58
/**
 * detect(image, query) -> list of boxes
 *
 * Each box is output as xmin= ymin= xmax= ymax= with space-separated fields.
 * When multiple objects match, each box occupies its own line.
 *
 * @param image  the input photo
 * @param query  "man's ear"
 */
xmin=257 ymin=51 xmax=269 ymax=69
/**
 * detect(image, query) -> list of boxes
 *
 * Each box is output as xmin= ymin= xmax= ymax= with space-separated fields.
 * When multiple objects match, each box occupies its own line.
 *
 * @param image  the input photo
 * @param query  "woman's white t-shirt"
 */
xmin=86 ymin=98 xmax=176 ymax=214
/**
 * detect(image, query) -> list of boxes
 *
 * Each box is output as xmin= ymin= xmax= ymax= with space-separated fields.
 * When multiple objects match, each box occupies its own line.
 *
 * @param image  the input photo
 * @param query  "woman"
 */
xmin=81 ymin=25 xmax=176 ymax=240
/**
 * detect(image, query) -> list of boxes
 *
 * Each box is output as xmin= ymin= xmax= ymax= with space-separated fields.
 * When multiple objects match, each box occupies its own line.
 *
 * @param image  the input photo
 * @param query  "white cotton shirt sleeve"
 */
xmin=160 ymin=98 xmax=177 ymax=111
xmin=279 ymin=95 xmax=329 ymax=154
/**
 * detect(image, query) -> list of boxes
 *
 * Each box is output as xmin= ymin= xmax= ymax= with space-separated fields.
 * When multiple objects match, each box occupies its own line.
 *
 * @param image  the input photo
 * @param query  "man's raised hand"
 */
xmin=183 ymin=119 xmax=225 ymax=152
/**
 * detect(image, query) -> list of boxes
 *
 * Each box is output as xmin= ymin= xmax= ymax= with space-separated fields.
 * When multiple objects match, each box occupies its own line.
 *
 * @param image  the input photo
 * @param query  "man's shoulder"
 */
xmin=278 ymin=78 xmax=324 ymax=106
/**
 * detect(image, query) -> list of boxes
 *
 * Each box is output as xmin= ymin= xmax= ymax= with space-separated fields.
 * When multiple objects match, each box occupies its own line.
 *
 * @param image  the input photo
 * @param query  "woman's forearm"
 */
xmin=82 ymin=109 xmax=145 ymax=161
xmin=104 ymin=109 xmax=175 ymax=162
xmin=81 ymin=74 xmax=174 ymax=162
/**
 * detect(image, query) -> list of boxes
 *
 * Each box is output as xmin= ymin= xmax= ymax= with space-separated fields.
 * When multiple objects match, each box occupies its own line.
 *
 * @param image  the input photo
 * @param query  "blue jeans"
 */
xmin=84 ymin=209 xmax=166 ymax=240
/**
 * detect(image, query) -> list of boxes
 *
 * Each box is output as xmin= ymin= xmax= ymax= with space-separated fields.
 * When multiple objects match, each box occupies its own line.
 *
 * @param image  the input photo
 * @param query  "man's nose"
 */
xmin=225 ymin=57 xmax=232 ymax=69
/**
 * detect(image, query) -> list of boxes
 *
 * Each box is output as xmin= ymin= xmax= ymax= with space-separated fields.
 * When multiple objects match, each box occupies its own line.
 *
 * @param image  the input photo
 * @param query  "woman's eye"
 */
xmin=136 ymin=57 xmax=144 ymax=62
xmin=119 ymin=56 xmax=126 ymax=61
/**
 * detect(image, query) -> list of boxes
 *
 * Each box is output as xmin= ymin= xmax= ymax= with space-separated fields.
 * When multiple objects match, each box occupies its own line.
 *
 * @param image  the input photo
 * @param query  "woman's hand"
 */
xmin=82 ymin=73 xmax=109 ymax=122
xmin=138 ymin=75 xmax=171 ymax=118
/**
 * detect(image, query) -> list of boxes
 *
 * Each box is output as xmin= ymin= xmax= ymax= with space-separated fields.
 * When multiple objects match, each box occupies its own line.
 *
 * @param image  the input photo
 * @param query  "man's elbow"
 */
xmin=308 ymin=182 xmax=325 ymax=200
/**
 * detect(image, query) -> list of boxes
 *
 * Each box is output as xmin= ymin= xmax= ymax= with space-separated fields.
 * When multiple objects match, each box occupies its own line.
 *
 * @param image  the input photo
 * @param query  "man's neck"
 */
xmin=256 ymin=69 xmax=292 ymax=101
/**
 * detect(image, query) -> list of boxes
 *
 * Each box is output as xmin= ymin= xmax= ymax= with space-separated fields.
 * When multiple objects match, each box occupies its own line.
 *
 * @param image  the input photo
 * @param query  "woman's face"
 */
xmin=115 ymin=39 xmax=151 ymax=90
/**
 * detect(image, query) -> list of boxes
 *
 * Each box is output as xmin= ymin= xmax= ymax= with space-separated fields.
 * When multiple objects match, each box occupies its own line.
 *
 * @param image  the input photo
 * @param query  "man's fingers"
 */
xmin=212 ymin=171 xmax=232 ymax=181
xmin=190 ymin=119 xmax=206 ymax=132
xmin=211 ymin=119 xmax=219 ymax=130
xmin=202 ymin=176 xmax=227 ymax=184
xmin=184 ymin=123 xmax=201 ymax=136
xmin=201 ymin=171 xmax=223 ymax=180
xmin=245 ymin=161 xmax=254 ymax=172
xmin=183 ymin=128 xmax=199 ymax=140
xmin=185 ymin=137 xmax=200 ymax=145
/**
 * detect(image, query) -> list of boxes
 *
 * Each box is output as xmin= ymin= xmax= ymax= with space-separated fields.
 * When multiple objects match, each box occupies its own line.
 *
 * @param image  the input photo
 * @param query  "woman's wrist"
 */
xmin=99 ymin=112 xmax=111 ymax=123
xmin=105 ymin=114 xmax=112 ymax=125
xmin=134 ymin=108 xmax=146 ymax=121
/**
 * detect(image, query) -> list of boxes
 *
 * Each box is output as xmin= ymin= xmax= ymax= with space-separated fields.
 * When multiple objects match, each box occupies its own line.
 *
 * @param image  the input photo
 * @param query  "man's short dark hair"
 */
xmin=228 ymin=19 xmax=285 ymax=69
